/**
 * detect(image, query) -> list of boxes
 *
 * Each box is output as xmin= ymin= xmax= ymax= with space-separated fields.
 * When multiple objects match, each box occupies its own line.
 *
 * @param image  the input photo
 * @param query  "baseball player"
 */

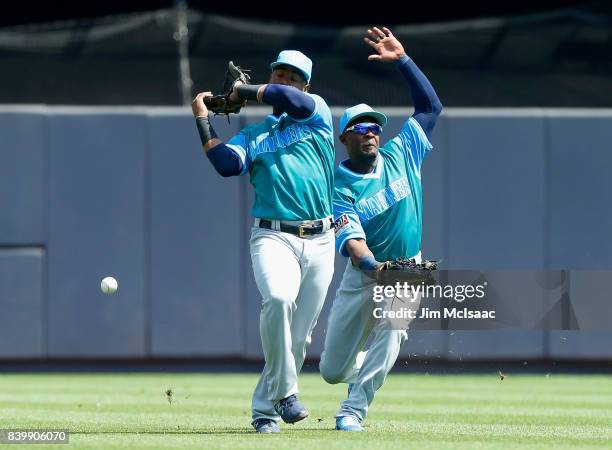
xmin=319 ymin=27 xmax=442 ymax=431
xmin=192 ymin=50 xmax=335 ymax=433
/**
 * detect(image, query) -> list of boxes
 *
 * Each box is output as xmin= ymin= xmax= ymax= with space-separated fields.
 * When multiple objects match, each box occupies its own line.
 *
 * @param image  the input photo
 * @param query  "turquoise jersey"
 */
xmin=333 ymin=117 xmax=432 ymax=262
xmin=226 ymin=94 xmax=335 ymax=221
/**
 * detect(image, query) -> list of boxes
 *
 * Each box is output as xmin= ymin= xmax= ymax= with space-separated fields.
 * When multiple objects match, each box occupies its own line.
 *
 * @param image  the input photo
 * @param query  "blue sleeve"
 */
xmin=262 ymin=85 xmax=316 ymax=120
xmin=396 ymin=55 xmax=442 ymax=139
xmin=225 ymin=130 xmax=250 ymax=175
xmin=389 ymin=117 xmax=433 ymax=176
xmin=333 ymin=190 xmax=366 ymax=257
xmin=206 ymin=143 xmax=244 ymax=177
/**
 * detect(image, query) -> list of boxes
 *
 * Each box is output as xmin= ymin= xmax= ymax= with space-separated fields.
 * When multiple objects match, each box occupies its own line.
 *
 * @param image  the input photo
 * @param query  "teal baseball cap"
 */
xmin=339 ymin=103 xmax=388 ymax=135
xmin=270 ymin=50 xmax=312 ymax=83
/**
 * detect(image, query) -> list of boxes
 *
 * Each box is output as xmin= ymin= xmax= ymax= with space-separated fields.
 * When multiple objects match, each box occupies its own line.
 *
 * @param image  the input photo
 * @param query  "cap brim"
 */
xmin=270 ymin=62 xmax=309 ymax=82
xmin=342 ymin=111 xmax=388 ymax=133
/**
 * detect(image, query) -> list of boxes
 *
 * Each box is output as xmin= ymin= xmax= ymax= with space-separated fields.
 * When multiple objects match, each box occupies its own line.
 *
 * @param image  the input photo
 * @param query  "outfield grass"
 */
xmin=0 ymin=372 xmax=611 ymax=449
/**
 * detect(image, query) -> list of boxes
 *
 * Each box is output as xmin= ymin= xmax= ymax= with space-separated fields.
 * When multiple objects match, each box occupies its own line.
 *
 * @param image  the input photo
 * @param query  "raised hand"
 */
xmin=364 ymin=27 xmax=406 ymax=62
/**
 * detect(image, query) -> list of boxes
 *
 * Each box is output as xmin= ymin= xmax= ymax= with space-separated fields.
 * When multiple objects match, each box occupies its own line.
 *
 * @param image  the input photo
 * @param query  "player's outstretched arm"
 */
xmin=192 ymin=91 xmax=245 ymax=177
xmin=229 ymin=84 xmax=316 ymax=121
xmin=365 ymin=26 xmax=442 ymax=138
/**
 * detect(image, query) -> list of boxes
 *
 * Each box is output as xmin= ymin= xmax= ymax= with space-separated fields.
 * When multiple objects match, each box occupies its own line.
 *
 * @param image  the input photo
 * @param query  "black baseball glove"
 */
xmin=204 ymin=61 xmax=251 ymax=117
xmin=376 ymin=257 xmax=440 ymax=286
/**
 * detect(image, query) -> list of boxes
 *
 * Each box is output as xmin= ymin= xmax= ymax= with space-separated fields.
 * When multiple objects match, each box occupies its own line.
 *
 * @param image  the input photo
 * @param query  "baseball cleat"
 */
xmin=335 ymin=415 xmax=364 ymax=432
xmin=274 ymin=394 xmax=309 ymax=424
xmin=252 ymin=418 xmax=281 ymax=433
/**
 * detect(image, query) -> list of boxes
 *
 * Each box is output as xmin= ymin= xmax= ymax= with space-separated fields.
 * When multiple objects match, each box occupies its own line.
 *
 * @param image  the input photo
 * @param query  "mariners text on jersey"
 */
xmin=252 ymin=123 xmax=312 ymax=156
xmin=226 ymin=93 xmax=335 ymax=221
xmin=354 ymin=176 xmax=411 ymax=223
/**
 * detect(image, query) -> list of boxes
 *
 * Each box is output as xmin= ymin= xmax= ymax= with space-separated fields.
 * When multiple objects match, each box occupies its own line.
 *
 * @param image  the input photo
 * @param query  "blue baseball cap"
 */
xmin=270 ymin=50 xmax=312 ymax=83
xmin=339 ymin=103 xmax=388 ymax=135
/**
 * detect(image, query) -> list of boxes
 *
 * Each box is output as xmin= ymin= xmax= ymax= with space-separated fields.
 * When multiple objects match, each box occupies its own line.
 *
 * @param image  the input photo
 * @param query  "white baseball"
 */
xmin=100 ymin=276 xmax=118 ymax=295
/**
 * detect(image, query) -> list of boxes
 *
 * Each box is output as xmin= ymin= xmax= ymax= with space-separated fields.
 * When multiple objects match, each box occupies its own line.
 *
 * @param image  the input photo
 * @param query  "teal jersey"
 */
xmin=333 ymin=117 xmax=433 ymax=262
xmin=226 ymin=94 xmax=335 ymax=221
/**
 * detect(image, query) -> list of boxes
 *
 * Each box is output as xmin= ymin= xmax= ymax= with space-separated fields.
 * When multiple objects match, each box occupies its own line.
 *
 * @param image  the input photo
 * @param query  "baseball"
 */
xmin=100 ymin=276 xmax=118 ymax=295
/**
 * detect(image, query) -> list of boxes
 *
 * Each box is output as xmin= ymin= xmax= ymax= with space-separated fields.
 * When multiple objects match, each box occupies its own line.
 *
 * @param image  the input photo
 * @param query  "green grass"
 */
xmin=1 ymin=372 xmax=611 ymax=449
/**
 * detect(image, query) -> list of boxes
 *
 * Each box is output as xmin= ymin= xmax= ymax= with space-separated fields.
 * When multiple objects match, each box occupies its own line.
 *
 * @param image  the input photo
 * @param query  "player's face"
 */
xmin=341 ymin=117 xmax=381 ymax=162
xmin=269 ymin=65 xmax=309 ymax=92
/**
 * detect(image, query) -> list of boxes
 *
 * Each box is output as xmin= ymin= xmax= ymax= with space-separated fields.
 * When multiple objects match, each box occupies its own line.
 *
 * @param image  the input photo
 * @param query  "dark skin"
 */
xmin=340 ymin=115 xmax=381 ymax=174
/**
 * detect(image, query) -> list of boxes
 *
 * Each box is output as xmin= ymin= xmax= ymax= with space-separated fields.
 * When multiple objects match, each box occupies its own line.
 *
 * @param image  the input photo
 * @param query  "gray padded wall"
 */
xmin=446 ymin=113 xmax=547 ymax=269
xmin=149 ymin=113 xmax=244 ymax=357
xmin=1 ymin=107 xmax=611 ymax=361
xmin=548 ymin=271 xmax=612 ymax=359
xmin=445 ymin=113 xmax=548 ymax=360
xmin=0 ymin=249 xmax=45 ymax=357
xmin=0 ymin=113 xmax=45 ymax=244
xmin=46 ymin=113 xmax=147 ymax=357
xmin=547 ymin=115 xmax=612 ymax=358
xmin=548 ymin=116 xmax=612 ymax=268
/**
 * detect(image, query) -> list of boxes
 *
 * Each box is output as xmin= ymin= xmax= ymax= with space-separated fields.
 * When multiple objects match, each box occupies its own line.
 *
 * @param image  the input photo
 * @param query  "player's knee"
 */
xmin=263 ymin=292 xmax=295 ymax=310
xmin=319 ymin=359 xmax=344 ymax=384
xmin=292 ymin=335 xmax=311 ymax=354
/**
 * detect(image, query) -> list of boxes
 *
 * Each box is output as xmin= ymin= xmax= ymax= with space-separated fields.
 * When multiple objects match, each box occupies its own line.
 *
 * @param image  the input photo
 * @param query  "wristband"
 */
xmin=358 ymin=255 xmax=379 ymax=271
xmin=195 ymin=115 xmax=218 ymax=145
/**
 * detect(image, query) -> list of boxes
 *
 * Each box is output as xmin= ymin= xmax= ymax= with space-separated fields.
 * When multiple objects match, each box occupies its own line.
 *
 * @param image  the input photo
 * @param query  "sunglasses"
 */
xmin=344 ymin=123 xmax=382 ymax=136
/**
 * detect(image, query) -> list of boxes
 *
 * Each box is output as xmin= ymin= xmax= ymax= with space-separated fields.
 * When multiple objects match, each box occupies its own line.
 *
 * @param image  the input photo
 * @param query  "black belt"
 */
xmin=257 ymin=218 xmax=331 ymax=238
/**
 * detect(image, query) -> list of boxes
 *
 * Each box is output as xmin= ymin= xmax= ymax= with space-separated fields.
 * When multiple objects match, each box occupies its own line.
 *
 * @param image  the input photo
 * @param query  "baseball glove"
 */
xmin=376 ymin=257 xmax=440 ymax=286
xmin=204 ymin=61 xmax=251 ymax=118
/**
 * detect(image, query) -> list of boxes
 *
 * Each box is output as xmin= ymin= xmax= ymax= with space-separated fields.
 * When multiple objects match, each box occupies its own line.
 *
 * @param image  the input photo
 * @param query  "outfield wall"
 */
xmin=1 ymin=106 xmax=611 ymax=362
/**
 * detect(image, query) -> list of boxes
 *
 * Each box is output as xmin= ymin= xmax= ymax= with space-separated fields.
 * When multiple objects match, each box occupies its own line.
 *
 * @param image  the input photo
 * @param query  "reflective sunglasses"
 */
xmin=344 ymin=123 xmax=382 ymax=136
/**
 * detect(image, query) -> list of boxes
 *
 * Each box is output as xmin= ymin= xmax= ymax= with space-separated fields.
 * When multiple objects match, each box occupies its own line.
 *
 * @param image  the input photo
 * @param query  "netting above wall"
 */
xmin=1 ymin=6 xmax=611 ymax=106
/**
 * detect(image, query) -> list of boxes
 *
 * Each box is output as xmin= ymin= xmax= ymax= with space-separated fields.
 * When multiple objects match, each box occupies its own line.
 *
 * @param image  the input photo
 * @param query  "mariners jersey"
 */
xmin=333 ymin=117 xmax=432 ymax=262
xmin=226 ymin=94 xmax=335 ymax=221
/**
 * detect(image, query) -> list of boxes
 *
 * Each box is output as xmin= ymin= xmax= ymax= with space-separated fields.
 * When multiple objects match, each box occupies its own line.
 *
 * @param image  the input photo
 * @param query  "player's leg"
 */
xmin=337 ymin=292 xmax=421 ymax=422
xmin=250 ymin=227 xmax=302 ymax=423
xmin=290 ymin=229 xmax=336 ymax=377
xmin=319 ymin=261 xmax=376 ymax=386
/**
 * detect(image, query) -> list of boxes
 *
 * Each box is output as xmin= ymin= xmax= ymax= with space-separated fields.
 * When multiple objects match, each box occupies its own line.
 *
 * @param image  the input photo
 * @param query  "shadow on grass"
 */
xmin=73 ymin=428 xmax=338 ymax=435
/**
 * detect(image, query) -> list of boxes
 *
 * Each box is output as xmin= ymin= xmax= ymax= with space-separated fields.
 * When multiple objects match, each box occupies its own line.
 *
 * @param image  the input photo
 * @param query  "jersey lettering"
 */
xmin=354 ymin=176 xmax=411 ymax=223
xmin=252 ymin=123 xmax=311 ymax=159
